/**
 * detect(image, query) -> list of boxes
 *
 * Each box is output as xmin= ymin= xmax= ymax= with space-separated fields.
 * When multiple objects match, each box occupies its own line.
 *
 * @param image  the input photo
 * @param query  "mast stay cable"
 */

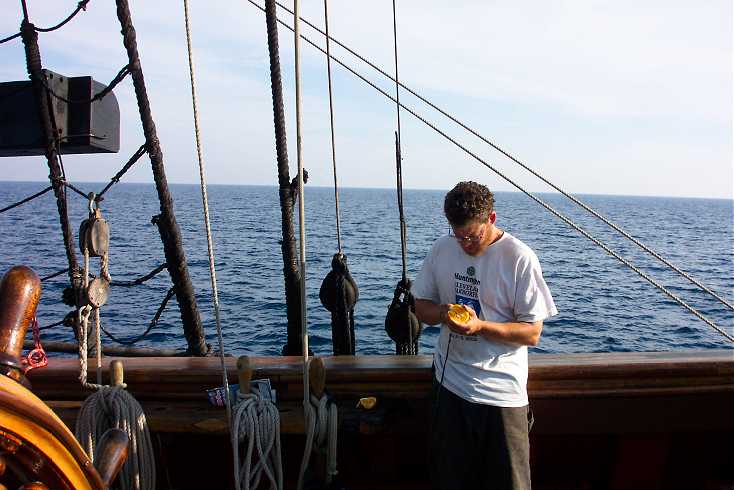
xmin=245 ymin=3 xmax=732 ymax=343
xmin=258 ymin=0 xmax=733 ymax=315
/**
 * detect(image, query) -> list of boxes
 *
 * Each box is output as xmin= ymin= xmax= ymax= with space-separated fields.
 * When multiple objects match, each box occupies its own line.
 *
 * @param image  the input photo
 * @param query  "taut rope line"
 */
xmin=293 ymin=0 xmax=310 ymax=399
xmin=247 ymin=7 xmax=732 ymax=343
xmin=256 ymin=0 xmax=733 ymax=314
xmin=181 ymin=0 xmax=236 ymax=484
xmin=391 ymin=0 xmax=408 ymax=286
xmin=323 ymin=0 xmax=342 ymax=254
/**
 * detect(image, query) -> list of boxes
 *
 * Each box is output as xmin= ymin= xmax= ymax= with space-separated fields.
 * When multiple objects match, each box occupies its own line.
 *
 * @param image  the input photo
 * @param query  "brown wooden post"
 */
xmin=113 ymin=0 xmax=207 ymax=355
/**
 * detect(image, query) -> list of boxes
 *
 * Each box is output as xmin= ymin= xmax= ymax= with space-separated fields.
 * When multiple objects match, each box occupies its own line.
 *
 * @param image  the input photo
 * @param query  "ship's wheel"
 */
xmin=0 ymin=266 xmax=127 ymax=490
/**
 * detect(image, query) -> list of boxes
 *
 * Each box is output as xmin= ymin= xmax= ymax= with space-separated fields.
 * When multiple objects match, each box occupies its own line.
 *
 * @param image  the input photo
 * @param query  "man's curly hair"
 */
xmin=443 ymin=181 xmax=495 ymax=226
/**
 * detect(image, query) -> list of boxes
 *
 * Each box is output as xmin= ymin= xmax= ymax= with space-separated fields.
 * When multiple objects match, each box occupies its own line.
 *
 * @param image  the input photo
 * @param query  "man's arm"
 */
xmin=414 ymin=299 xmax=450 ymax=326
xmin=476 ymin=320 xmax=542 ymax=347
xmin=415 ymin=299 xmax=542 ymax=346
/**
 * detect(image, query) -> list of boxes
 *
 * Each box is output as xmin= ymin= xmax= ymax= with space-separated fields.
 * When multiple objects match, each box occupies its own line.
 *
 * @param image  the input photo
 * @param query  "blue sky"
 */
xmin=1 ymin=1 xmax=731 ymax=199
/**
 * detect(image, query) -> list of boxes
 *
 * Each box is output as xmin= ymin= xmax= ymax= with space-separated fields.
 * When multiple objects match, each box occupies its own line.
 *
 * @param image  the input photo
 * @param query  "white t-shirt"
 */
xmin=412 ymin=232 xmax=557 ymax=407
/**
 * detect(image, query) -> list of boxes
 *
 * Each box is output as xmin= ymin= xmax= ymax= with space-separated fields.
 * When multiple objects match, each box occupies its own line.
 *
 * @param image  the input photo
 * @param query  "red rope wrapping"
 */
xmin=22 ymin=316 xmax=48 ymax=373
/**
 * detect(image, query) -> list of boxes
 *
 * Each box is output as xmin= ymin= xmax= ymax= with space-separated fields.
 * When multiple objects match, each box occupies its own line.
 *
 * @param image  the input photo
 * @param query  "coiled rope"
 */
xmin=232 ymin=389 xmax=283 ymax=490
xmin=297 ymin=391 xmax=338 ymax=488
xmin=76 ymin=384 xmax=156 ymax=490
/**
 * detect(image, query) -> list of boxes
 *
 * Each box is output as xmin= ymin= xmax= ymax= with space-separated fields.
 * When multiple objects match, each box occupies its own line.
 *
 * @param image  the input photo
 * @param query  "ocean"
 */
xmin=1 ymin=181 xmax=732 ymax=355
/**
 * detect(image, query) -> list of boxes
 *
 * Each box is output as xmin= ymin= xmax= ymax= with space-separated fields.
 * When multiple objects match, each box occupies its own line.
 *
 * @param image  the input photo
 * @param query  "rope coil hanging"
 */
xmin=75 ymin=360 xmax=156 ymax=490
xmin=232 ymin=357 xmax=283 ymax=490
xmin=297 ymin=357 xmax=339 ymax=490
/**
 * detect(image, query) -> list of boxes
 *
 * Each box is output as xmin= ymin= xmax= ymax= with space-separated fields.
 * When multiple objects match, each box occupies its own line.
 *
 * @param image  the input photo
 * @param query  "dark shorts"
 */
xmin=430 ymin=380 xmax=533 ymax=490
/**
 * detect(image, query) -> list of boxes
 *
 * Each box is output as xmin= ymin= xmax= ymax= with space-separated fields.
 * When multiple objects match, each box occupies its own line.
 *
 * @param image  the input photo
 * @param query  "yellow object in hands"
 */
xmin=447 ymin=304 xmax=471 ymax=325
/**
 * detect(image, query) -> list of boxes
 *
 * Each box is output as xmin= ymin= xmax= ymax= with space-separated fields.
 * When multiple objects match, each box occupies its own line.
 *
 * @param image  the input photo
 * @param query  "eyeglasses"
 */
xmin=450 ymin=226 xmax=485 ymax=245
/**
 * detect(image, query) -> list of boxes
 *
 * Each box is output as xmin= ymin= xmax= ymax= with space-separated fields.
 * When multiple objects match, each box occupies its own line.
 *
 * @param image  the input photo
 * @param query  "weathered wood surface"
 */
xmin=27 ymin=350 xmax=734 ymax=400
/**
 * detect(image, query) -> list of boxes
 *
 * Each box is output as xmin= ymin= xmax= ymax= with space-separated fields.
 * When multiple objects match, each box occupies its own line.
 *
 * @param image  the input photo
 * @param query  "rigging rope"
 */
xmin=60 ymin=178 xmax=90 ymax=199
xmin=322 ymin=0 xmax=342 ymax=254
xmin=97 ymin=143 xmax=148 ymax=198
xmin=317 ymin=0 xmax=359 ymax=356
xmin=43 ymin=64 xmax=131 ymax=105
xmin=258 ymin=0 xmax=733 ymax=315
xmin=384 ymin=1 xmax=421 ymax=355
xmin=292 ymin=0 xmax=310 ymax=403
xmin=0 ymin=32 xmax=21 ymax=45
xmin=112 ymin=263 xmax=167 ymax=286
xmin=181 ymin=0 xmax=234 ymax=475
xmin=33 ymin=0 xmax=91 ymax=33
xmin=99 ymin=286 xmax=174 ymax=345
xmin=1 ymin=0 xmax=90 ymax=44
xmin=41 ymin=268 xmax=69 ymax=282
xmin=249 ymin=6 xmax=732 ymax=343
xmin=0 ymin=185 xmax=52 ymax=213
xmin=391 ymin=0 xmax=408 ymax=285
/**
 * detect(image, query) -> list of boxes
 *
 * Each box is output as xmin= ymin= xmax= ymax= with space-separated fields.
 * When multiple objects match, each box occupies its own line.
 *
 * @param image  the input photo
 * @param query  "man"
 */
xmin=413 ymin=181 xmax=557 ymax=490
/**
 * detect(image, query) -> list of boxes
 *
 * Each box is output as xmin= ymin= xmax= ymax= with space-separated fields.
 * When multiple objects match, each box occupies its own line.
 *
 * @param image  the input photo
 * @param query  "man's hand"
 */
xmin=445 ymin=304 xmax=483 ymax=336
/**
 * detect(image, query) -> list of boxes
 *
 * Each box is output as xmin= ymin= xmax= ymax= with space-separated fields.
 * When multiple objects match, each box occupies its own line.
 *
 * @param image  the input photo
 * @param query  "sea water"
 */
xmin=0 ymin=181 xmax=732 ymax=355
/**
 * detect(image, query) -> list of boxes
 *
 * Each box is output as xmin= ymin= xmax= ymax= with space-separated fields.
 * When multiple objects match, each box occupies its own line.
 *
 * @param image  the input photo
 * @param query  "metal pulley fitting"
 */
xmin=384 ymin=278 xmax=422 ymax=354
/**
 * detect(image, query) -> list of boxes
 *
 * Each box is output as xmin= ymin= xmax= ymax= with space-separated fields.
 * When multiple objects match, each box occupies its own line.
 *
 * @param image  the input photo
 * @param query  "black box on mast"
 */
xmin=0 ymin=70 xmax=120 ymax=157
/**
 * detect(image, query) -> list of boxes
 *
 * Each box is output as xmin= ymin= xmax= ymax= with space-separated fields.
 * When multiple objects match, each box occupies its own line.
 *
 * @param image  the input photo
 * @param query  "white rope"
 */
xmin=297 ymin=394 xmax=338 ymax=489
xmin=75 ymin=386 xmax=156 ymax=490
xmin=78 ymin=248 xmax=104 ymax=389
xmin=232 ymin=390 xmax=283 ymax=490
xmin=180 ymin=0 xmax=237 ymax=484
xmin=293 ymin=0 xmax=309 ymax=398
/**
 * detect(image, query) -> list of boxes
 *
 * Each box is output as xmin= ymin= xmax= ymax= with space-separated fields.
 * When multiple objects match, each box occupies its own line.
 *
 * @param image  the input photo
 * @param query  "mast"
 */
xmin=114 ymin=0 xmax=207 ymax=355
xmin=265 ymin=0 xmax=304 ymax=355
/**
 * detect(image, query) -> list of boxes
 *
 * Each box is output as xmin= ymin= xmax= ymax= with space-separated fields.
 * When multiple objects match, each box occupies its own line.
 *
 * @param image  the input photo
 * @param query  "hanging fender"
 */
xmin=384 ymin=278 xmax=421 ymax=346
